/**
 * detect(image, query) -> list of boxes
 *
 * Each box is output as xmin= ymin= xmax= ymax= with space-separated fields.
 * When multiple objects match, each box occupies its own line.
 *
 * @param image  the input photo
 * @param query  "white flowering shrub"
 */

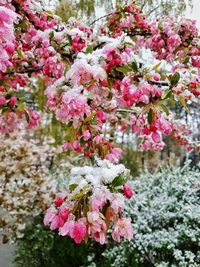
xmin=0 ymin=129 xmax=72 ymax=242
xmin=102 ymin=163 xmax=200 ymax=267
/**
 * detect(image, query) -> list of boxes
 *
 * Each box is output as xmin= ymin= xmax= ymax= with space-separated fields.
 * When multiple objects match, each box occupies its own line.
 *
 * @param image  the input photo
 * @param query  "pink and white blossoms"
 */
xmin=44 ymin=159 xmax=134 ymax=244
xmin=0 ymin=6 xmax=18 ymax=72
xmin=112 ymin=218 xmax=133 ymax=242
xmin=56 ymin=92 xmax=91 ymax=128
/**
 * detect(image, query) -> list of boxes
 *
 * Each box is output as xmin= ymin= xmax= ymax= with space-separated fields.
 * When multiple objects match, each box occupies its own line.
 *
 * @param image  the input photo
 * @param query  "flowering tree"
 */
xmin=0 ymin=0 xmax=200 ymax=244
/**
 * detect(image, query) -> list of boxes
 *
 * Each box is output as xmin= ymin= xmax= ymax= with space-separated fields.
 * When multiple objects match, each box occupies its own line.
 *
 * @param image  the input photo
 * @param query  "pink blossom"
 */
xmin=44 ymin=208 xmax=57 ymax=226
xmin=123 ymin=184 xmax=133 ymax=199
xmin=0 ymin=96 xmax=6 ymax=105
xmin=0 ymin=112 xmax=19 ymax=134
xmin=112 ymin=218 xmax=133 ymax=242
xmin=111 ymin=194 xmax=125 ymax=214
xmin=56 ymin=93 xmax=91 ymax=128
xmin=153 ymin=74 xmax=160 ymax=81
xmin=93 ymin=135 xmax=102 ymax=144
xmin=63 ymin=143 xmax=72 ymax=151
xmin=59 ymin=220 xmax=75 ymax=236
xmin=71 ymin=221 xmax=87 ymax=244
xmin=91 ymin=193 xmax=106 ymax=211
xmin=83 ymin=130 xmax=91 ymax=141
xmin=152 ymin=131 xmax=161 ymax=143
xmin=72 ymin=35 xmax=86 ymax=52
xmin=96 ymin=110 xmax=106 ymax=123
xmin=192 ymin=56 xmax=200 ymax=68
xmin=8 ymin=96 xmax=17 ymax=107
xmin=105 ymin=147 xmax=123 ymax=163
xmin=59 ymin=207 xmax=70 ymax=221
xmin=50 ymin=215 xmax=62 ymax=230
xmin=43 ymin=57 xmax=65 ymax=79
xmin=87 ymin=211 xmax=107 ymax=244
xmin=27 ymin=110 xmax=40 ymax=129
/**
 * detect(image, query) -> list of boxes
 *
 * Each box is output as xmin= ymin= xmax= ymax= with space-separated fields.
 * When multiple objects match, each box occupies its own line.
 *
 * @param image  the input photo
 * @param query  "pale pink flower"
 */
xmin=91 ymin=193 xmax=106 ymax=211
xmin=112 ymin=218 xmax=133 ymax=242
xmin=50 ymin=215 xmax=63 ymax=230
xmin=111 ymin=194 xmax=125 ymax=214
xmin=83 ymin=130 xmax=91 ymax=141
xmin=44 ymin=208 xmax=57 ymax=226
xmin=87 ymin=211 xmax=107 ymax=244
xmin=56 ymin=93 xmax=91 ymax=128
xmin=59 ymin=220 xmax=75 ymax=236
xmin=105 ymin=147 xmax=122 ymax=163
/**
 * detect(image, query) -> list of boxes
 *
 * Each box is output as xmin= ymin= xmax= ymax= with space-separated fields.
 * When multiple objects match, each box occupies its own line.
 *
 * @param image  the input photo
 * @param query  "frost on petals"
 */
xmin=44 ymin=159 xmax=133 ymax=245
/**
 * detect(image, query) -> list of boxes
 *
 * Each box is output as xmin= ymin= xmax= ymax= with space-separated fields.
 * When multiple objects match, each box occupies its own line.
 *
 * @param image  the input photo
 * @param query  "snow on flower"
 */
xmin=44 ymin=158 xmax=133 ymax=244
xmin=55 ymin=90 xmax=91 ymax=128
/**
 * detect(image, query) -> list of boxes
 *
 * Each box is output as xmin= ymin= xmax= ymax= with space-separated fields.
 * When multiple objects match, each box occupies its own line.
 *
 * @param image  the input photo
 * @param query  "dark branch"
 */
xmin=4 ymin=67 xmax=42 ymax=76
xmin=149 ymin=80 xmax=169 ymax=87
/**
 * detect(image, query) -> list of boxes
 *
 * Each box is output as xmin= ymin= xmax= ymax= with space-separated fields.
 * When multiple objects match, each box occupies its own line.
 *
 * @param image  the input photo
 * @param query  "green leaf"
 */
xmin=179 ymin=95 xmax=189 ymax=112
xmin=170 ymin=72 xmax=180 ymax=86
xmin=183 ymin=57 xmax=190 ymax=64
xmin=24 ymin=110 xmax=30 ymax=122
xmin=162 ymin=89 xmax=171 ymax=100
xmin=112 ymin=174 xmax=126 ymax=187
xmin=84 ymin=111 xmax=96 ymax=123
xmin=69 ymin=183 xmax=78 ymax=193
xmin=116 ymin=65 xmax=132 ymax=74
xmin=85 ymin=45 xmax=94 ymax=54
xmin=17 ymin=103 xmax=25 ymax=112
xmin=49 ymin=31 xmax=54 ymax=39
xmin=131 ymin=62 xmax=138 ymax=72
xmin=147 ymin=108 xmax=153 ymax=124
xmin=160 ymin=104 xmax=169 ymax=115
xmin=152 ymin=62 xmax=161 ymax=71
xmin=17 ymin=49 xmax=25 ymax=60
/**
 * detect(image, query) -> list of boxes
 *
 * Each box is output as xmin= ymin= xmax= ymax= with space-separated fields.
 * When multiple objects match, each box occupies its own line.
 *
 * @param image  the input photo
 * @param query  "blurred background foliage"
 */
xmin=55 ymin=0 xmax=193 ymax=23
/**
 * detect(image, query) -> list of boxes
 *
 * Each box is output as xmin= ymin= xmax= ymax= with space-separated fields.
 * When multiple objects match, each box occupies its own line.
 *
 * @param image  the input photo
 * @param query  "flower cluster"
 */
xmin=0 ymin=6 xmax=18 ymax=72
xmin=44 ymin=159 xmax=134 ymax=244
xmin=0 ymin=0 xmax=199 ymax=157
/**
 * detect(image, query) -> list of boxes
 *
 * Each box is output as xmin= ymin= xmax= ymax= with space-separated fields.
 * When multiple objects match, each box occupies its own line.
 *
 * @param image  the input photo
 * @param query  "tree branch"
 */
xmin=89 ymin=11 xmax=121 ymax=26
xmin=4 ymin=67 xmax=42 ymax=76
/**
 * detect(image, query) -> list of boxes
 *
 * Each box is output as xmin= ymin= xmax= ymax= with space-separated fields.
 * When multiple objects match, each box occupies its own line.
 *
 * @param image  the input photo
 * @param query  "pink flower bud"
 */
xmin=0 ymin=96 xmax=6 ymax=106
xmin=153 ymin=74 xmax=160 ymax=81
xmin=123 ymin=184 xmax=134 ymax=199
xmin=8 ymin=96 xmax=17 ymax=107
xmin=96 ymin=110 xmax=106 ymax=123
xmin=54 ymin=197 xmax=64 ymax=207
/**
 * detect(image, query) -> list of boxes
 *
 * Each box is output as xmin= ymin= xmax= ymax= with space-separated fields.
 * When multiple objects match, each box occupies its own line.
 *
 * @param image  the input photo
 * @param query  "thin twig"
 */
xmin=4 ymin=67 xmax=42 ymax=76
xmin=148 ymin=80 xmax=169 ymax=86
xmin=89 ymin=11 xmax=121 ymax=26
xmin=146 ymin=4 xmax=161 ymax=17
